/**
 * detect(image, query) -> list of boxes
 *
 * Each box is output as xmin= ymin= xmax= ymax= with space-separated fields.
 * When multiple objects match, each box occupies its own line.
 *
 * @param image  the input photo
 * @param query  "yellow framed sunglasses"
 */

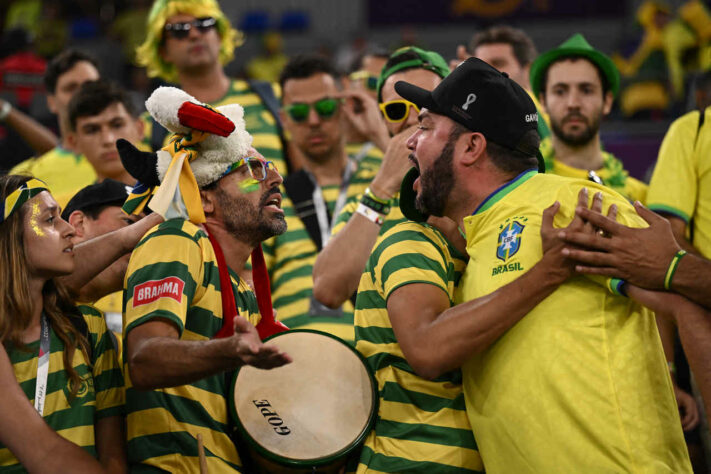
xmin=379 ymin=99 xmax=420 ymax=123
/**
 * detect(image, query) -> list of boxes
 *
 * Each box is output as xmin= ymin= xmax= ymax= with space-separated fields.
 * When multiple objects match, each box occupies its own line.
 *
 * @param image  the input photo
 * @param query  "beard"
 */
xmin=415 ymin=136 xmax=456 ymax=217
xmin=216 ymin=186 xmax=287 ymax=245
xmin=550 ymin=109 xmax=602 ymax=147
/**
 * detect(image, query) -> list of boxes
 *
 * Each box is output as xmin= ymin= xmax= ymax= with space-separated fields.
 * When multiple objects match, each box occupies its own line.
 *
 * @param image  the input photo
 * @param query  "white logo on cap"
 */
xmin=462 ymin=93 xmax=477 ymax=111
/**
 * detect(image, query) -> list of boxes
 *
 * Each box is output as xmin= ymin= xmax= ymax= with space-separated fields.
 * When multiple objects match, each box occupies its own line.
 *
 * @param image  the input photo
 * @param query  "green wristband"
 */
xmin=663 ymin=250 xmax=687 ymax=291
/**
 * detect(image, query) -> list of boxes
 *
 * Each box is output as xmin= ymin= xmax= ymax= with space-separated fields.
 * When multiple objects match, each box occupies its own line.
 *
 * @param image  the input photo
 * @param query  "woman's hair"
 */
xmin=0 ymin=175 xmax=90 ymax=397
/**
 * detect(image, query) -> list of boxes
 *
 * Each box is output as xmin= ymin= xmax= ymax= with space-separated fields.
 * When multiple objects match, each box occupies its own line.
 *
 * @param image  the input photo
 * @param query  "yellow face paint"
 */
xmin=30 ymin=201 xmax=45 ymax=237
xmin=238 ymin=178 xmax=260 ymax=194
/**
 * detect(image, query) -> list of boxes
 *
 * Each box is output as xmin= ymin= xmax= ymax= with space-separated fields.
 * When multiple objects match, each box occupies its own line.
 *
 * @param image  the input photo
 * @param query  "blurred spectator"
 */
xmin=9 ymin=49 xmax=100 ymax=206
xmin=245 ymin=31 xmax=289 ymax=83
xmin=613 ymin=1 xmax=672 ymax=117
xmin=0 ymin=28 xmax=46 ymax=111
xmin=34 ymin=2 xmax=69 ymax=59
xmin=4 ymin=0 xmax=41 ymax=35
xmin=346 ymin=45 xmax=389 ymax=102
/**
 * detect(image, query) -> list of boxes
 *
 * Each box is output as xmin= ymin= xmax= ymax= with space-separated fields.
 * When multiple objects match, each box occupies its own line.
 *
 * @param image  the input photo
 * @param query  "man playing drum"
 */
xmin=119 ymin=86 xmax=290 ymax=472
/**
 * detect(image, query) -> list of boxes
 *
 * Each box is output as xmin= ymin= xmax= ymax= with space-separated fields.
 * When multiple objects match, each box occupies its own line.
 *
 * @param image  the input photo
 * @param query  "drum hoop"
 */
xmin=229 ymin=329 xmax=379 ymax=468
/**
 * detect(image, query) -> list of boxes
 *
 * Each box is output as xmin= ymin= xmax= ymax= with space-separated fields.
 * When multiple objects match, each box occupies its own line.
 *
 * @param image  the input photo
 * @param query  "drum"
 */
xmin=229 ymin=330 xmax=378 ymax=473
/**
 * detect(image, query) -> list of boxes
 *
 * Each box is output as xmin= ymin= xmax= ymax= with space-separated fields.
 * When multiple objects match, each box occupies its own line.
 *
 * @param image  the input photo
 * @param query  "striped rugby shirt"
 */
xmin=0 ymin=305 xmax=123 ymax=472
xmin=123 ymin=219 xmax=261 ymax=473
xmin=262 ymin=159 xmax=377 ymax=344
xmin=332 ymin=192 xmax=406 ymax=238
xmin=140 ymin=79 xmax=288 ymax=177
xmin=354 ymin=221 xmax=484 ymax=473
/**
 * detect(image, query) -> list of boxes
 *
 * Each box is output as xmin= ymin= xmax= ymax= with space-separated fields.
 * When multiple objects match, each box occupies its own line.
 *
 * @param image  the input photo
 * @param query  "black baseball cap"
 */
xmin=61 ymin=179 xmax=132 ymax=220
xmin=394 ymin=57 xmax=539 ymax=156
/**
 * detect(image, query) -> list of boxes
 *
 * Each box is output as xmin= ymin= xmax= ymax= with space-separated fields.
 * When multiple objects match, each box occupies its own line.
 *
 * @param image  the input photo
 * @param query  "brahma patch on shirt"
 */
xmin=133 ymin=277 xmax=185 ymax=307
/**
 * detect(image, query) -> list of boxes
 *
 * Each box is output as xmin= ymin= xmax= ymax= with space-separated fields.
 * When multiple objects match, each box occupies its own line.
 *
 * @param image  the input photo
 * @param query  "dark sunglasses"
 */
xmin=284 ymin=98 xmax=341 ymax=122
xmin=164 ymin=17 xmax=217 ymax=40
xmin=349 ymin=71 xmax=378 ymax=91
xmin=221 ymin=157 xmax=278 ymax=181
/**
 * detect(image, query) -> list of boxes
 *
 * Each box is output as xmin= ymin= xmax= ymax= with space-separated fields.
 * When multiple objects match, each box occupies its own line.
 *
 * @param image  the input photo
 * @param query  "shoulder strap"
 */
xmin=283 ymin=169 xmax=323 ymax=250
xmin=247 ymin=79 xmax=291 ymax=174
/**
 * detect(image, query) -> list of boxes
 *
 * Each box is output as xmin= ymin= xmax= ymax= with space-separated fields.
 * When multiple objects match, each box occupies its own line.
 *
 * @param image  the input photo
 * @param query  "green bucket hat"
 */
xmin=529 ymin=33 xmax=620 ymax=98
xmin=376 ymin=46 xmax=450 ymax=102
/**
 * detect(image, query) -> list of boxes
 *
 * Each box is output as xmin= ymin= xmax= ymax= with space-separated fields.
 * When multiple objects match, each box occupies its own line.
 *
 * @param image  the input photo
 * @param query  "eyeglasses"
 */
xmin=379 ymin=99 xmax=420 ymax=123
xmin=221 ymin=157 xmax=278 ymax=181
xmin=349 ymin=71 xmax=378 ymax=91
xmin=163 ymin=17 xmax=217 ymax=40
xmin=284 ymin=98 xmax=340 ymax=123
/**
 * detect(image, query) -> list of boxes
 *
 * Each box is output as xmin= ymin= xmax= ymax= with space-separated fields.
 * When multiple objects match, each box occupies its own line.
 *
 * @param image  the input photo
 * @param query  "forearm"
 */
xmin=313 ymin=214 xmax=382 ymax=308
xmin=672 ymin=253 xmax=711 ymax=309
xmin=3 ymin=106 xmax=58 ymax=154
xmin=60 ymin=215 xmax=160 ymax=294
xmin=127 ymin=335 xmax=241 ymax=390
xmin=675 ymin=302 xmax=711 ymax=427
xmin=95 ymin=416 xmax=127 ymax=474
xmin=413 ymin=258 xmax=563 ymax=379
xmin=77 ymin=258 xmax=129 ymax=303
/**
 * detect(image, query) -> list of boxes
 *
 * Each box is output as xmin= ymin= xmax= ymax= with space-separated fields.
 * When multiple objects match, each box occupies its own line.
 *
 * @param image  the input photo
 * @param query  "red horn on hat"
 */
xmin=177 ymin=102 xmax=236 ymax=137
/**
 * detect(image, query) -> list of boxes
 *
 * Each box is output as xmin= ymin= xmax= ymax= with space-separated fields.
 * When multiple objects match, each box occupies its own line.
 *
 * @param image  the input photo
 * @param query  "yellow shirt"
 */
xmin=9 ymin=146 xmax=97 ymax=207
xmin=648 ymin=107 xmax=711 ymax=258
xmin=540 ymin=137 xmax=648 ymax=203
xmin=457 ymin=170 xmax=691 ymax=473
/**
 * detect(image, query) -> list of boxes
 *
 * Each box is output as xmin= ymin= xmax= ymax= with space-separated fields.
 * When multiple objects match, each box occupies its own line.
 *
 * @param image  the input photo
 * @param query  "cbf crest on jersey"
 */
xmin=497 ymin=220 xmax=525 ymax=262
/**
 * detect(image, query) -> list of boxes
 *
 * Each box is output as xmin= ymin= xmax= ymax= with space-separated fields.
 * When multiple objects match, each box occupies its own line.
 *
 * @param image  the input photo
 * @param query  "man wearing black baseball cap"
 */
xmin=63 ymin=179 xmax=139 ymax=333
xmin=393 ymin=57 xmax=691 ymax=472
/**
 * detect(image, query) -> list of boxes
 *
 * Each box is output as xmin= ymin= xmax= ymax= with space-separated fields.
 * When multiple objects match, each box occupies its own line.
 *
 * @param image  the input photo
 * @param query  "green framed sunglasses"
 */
xmin=284 ymin=98 xmax=341 ymax=122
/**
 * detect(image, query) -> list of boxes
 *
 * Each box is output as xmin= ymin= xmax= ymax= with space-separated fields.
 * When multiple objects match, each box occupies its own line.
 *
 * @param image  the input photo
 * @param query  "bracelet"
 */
xmin=364 ymin=187 xmax=392 ymax=206
xmin=0 ymin=101 xmax=11 ymax=121
xmin=663 ymin=250 xmax=687 ymax=290
xmin=607 ymin=278 xmax=628 ymax=297
xmin=360 ymin=193 xmax=391 ymax=215
xmin=356 ymin=202 xmax=385 ymax=225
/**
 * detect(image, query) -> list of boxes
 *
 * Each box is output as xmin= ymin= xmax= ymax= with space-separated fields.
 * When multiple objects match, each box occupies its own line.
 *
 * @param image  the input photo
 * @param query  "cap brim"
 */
xmin=394 ymin=81 xmax=437 ymax=112
xmin=399 ymin=167 xmax=429 ymax=223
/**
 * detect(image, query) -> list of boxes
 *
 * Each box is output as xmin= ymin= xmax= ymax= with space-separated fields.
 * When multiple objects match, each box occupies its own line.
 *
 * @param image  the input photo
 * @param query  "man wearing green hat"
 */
xmin=531 ymin=33 xmax=647 ymax=203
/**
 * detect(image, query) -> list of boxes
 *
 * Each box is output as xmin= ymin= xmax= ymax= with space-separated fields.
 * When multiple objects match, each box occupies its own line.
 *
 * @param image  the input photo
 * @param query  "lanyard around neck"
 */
xmin=34 ymin=313 xmax=51 ymax=416
xmin=311 ymin=159 xmax=355 ymax=249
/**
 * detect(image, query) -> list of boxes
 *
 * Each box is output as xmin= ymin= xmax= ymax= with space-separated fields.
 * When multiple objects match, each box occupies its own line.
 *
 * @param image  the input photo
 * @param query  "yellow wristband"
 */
xmin=664 ymin=250 xmax=687 ymax=290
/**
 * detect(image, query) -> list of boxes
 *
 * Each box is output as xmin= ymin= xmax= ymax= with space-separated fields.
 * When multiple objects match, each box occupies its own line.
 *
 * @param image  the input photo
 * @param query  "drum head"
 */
xmin=230 ymin=330 xmax=378 ymax=467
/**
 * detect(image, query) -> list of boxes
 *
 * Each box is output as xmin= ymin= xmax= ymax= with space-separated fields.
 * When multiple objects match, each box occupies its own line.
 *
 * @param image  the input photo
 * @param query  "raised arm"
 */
xmin=313 ymin=127 xmax=414 ymax=308
xmin=59 ymin=213 xmax=163 ymax=295
xmin=0 ymin=98 xmax=58 ymax=155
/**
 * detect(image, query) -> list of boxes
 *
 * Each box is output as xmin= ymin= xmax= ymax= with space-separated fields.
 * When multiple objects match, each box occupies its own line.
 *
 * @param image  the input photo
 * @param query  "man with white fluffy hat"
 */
xmin=117 ymin=86 xmax=291 ymax=472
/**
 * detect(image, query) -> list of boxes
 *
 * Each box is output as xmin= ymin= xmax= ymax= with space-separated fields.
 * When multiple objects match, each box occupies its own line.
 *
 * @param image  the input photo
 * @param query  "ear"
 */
xmin=67 ymin=131 xmax=78 ymax=151
xmin=602 ymin=90 xmax=614 ymax=116
xmin=134 ymin=116 xmax=145 ymax=138
xmin=67 ymin=211 xmax=86 ymax=239
xmin=279 ymin=109 xmax=290 ymax=132
xmin=200 ymin=188 xmax=216 ymax=215
xmin=47 ymin=94 xmax=58 ymax=115
xmin=538 ymin=92 xmax=548 ymax=113
xmin=458 ymin=131 xmax=487 ymax=167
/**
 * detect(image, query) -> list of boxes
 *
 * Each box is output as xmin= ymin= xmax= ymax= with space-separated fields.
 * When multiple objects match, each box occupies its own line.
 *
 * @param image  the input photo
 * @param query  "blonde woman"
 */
xmin=0 ymin=175 xmax=125 ymax=473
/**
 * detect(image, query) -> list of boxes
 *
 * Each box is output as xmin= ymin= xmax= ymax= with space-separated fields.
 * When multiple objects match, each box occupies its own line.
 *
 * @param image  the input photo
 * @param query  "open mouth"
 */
xmin=408 ymin=153 xmax=420 ymax=171
xmin=262 ymin=193 xmax=283 ymax=212
xmin=63 ymin=244 xmax=74 ymax=254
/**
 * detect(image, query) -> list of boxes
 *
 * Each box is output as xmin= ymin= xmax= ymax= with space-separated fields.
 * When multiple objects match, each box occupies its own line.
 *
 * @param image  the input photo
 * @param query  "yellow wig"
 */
xmin=136 ymin=0 xmax=244 ymax=82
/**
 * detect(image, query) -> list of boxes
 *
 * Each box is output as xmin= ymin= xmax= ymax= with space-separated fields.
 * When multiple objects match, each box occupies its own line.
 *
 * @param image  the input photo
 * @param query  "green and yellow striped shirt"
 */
xmin=0 ymin=305 xmax=123 ymax=472
xmin=263 ymin=160 xmax=377 ymax=344
xmin=140 ymin=79 xmax=287 ymax=177
xmin=354 ymin=222 xmax=484 ymax=473
xmin=123 ymin=219 xmax=261 ymax=473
